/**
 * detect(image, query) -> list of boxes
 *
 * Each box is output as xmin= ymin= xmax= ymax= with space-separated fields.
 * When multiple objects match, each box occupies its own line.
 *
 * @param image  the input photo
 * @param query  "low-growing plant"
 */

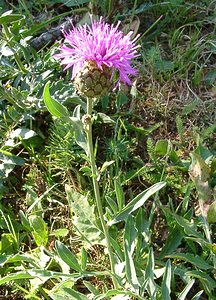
xmin=0 ymin=1 xmax=215 ymax=299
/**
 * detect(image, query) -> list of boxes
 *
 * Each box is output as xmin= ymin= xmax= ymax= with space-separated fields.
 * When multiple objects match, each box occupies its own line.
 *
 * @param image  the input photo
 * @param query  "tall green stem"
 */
xmin=85 ymin=98 xmax=118 ymax=289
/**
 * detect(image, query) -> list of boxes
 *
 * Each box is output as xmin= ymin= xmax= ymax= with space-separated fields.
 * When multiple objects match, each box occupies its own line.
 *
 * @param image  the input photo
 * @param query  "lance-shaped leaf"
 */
xmin=161 ymin=260 xmax=172 ymax=300
xmin=55 ymin=240 xmax=82 ymax=272
xmin=43 ymin=82 xmax=70 ymax=118
xmin=69 ymin=117 xmax=88 ymax=154
xmin=124 ymin=215 xmax=140 ymax=292
xmin=108 ymin=182 xmax=166 ymax=225
xmin=0 ymin=11 xmax=25 ymax=24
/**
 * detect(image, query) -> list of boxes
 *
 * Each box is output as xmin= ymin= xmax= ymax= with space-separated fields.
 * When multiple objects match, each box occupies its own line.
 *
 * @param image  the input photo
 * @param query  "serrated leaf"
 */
xmin=1 ymin=45 xmax=15 ymax=56
xmin=65 ymin=185 xmax=104 ymax=245
xmin=19 ymin=210 xmax=32 ymax=232
xmin=169 ymin=212 xmax=203 ymax=239
xmin=0 ymin=233 xmax=17 ymax=254
xmin=43 ymin=82 xmax=69 ymax=118
xmin=109 ymin=182 xmax=166 ymax=225
xmin=117 ymin=91 xmax=127 ymax=111
xmin=5 ymin=128 xmax=37 ymax=147
xmin=96 ymin=112 xmax=115 ymax=124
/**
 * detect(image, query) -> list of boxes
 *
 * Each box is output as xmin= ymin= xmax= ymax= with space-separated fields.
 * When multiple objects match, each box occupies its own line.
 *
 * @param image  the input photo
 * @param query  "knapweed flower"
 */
xmin=55 ymin=16 xmax=140 ymax=98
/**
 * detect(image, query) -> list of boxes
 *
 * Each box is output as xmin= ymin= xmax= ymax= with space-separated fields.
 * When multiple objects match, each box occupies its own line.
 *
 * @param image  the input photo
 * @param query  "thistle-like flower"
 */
xmin=55 ymin=16 xmax=140 ymax=97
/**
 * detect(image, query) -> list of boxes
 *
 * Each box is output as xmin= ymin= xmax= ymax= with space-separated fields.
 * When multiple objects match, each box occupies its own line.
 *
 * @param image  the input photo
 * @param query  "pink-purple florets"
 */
xmin=55 ymin=16 xmax=140 ymax=86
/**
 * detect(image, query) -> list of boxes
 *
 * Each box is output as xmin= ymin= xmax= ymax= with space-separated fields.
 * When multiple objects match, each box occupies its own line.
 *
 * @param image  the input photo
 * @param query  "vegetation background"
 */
xmin=0 ymin=0 xmax=215 ymax=299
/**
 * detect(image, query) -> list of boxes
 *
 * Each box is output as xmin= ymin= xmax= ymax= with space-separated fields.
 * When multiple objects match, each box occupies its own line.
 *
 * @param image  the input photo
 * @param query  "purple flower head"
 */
xmin=55 ymin=16 xmax=140 ymax=86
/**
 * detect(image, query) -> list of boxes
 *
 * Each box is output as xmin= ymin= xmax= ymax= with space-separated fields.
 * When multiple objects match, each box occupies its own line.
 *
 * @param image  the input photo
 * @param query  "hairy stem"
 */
xmin=85 ymin=98 xmax=118 ymax=289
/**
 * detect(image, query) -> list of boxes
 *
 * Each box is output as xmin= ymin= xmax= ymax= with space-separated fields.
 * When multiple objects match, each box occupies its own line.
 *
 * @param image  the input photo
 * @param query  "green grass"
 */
xmin=0 ymin=0 xmax=215 ymax=299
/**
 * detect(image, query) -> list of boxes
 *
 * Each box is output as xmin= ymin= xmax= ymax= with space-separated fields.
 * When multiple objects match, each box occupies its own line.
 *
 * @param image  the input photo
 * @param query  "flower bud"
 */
xmin=74 ymin=60 xmax=112 ymax=98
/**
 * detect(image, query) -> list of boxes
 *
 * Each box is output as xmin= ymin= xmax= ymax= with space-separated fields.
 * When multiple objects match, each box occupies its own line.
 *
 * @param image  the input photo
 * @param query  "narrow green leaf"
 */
xmin=162 ymin=260 xmax=172 ymax=300
xmin=110 ymin=237 xmax=124 ymax=261
xmin=114 ymin=179 xmax=125 ymax=211
xmin=0 ymin=254 xmax=39 ymax=268
xmin=100 ymin=160 xmax=115 ymax=173
xmin=106 ymin=196 xmax=118 ymax=215
xmin=0 ymin=12 xmax=25 ymax=24
xmin=83 ymin=280 xmax=100 ymax=295
xmin=49 ymin=287 xmax=89 ymax=300
xmin=61 ymin=0 xmax=90 ymax=8
xmin=0 ymin=269 xmax=109 ymax=286
xmin=135 ymin=207 xmax=146 ymax=234
xmin=186 ymin=270 xmax=216 ymax=294
xmin=159 ymin=226 xmax=183 ymax=259
xmin=124 ymin=215 xmax=139 ymax=292
xmin=43 ymin=82 xmax=69 ymax=118
xmin=81 ymin=248 xmax=87 ymax=271
xmin=94 ymin=289 xmax=144 ymax=300
xmin=168 ymin=253 xmax=212 ymax=270
xmin=191 ymin=290 xmax=204 ymax=300
xmin=174 ymin=214 xmax=204 ymax=239
xmin=145 ymin=248 xmax=157 ymax=299
xmin=68 ymin=117 xmax=87 ymax=153
xmin=127 ymin=122 xmax=162 ymax=135
xmin=178 ymin=279 xmax=195 ymax=300
xmin=51 ymin=228 xmax=69 ymax=237
xmin=55 ymin=241 xmax=81 ymax=272
xmin=0 ymin=272 xmax=34 ymax=285
xmin=109 ymin=182 xmax=166 ymax=225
